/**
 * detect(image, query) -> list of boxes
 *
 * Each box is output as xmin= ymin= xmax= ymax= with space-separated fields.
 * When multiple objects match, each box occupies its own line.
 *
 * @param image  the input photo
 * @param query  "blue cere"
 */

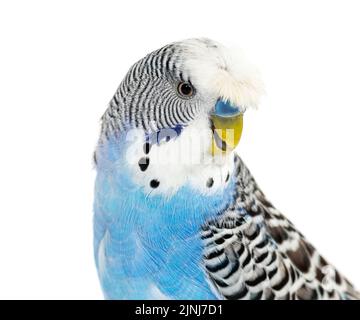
xmin=214 ymin=99 xmax=242 ymax=117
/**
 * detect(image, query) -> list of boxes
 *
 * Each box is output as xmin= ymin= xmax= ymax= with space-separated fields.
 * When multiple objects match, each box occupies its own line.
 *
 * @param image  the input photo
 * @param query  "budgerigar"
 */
xmin=93 ymin=38 xmax=359 ymax=300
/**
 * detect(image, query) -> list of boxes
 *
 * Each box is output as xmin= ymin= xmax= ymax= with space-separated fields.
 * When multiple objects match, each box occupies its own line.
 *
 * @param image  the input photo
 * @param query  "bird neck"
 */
xmin=94 ymin=134 xmax=239 ymax=240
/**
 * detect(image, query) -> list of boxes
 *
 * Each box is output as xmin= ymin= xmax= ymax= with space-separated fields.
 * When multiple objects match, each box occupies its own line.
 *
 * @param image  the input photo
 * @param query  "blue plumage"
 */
xmin=94 ymin=136 xmax=235 ymax=299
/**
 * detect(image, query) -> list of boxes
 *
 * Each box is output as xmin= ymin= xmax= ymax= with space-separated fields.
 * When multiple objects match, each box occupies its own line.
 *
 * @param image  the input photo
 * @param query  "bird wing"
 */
xmin=202 ymin=155 xmax=359 ymax=300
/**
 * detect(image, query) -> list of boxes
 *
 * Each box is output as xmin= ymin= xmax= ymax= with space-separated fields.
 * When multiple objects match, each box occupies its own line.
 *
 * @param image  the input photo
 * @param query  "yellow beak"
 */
xmin=210 ymin=99 xmax=244 ymax=156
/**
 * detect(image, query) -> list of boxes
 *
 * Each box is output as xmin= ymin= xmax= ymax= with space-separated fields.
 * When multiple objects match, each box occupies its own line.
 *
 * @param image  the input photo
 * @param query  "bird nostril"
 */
xmin=218 ymin=64 xmax=228 ymax=71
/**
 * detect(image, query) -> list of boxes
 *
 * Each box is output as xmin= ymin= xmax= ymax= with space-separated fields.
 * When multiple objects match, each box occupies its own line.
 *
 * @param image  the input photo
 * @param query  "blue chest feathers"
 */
xmin=93 ymin=139 xmax=234 ymax=299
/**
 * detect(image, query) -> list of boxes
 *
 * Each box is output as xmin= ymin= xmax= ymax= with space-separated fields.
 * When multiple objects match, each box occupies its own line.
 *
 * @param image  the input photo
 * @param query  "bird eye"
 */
xmin=177 ymin=82 xmax=194 ymax=98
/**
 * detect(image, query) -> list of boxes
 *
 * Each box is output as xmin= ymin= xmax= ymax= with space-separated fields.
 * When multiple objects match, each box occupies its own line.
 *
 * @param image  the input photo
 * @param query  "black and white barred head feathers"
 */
xmin=101 ymin=38 xmax=264 ymax=136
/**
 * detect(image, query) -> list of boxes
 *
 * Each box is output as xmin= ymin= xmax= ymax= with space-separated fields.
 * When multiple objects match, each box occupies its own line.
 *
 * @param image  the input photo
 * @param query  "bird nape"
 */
xmin=93 ymin=38 xmax=359 ymax=300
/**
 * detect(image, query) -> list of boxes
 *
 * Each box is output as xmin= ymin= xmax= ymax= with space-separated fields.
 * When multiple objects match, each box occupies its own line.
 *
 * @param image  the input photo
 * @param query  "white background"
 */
xmin=0 ymin=1 xmax=359 ymax=299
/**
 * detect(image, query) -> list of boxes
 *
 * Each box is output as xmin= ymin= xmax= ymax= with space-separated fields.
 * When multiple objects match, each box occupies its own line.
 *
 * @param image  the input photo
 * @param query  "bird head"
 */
xmin=99 ymin=38 xmax=264 ymax=196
